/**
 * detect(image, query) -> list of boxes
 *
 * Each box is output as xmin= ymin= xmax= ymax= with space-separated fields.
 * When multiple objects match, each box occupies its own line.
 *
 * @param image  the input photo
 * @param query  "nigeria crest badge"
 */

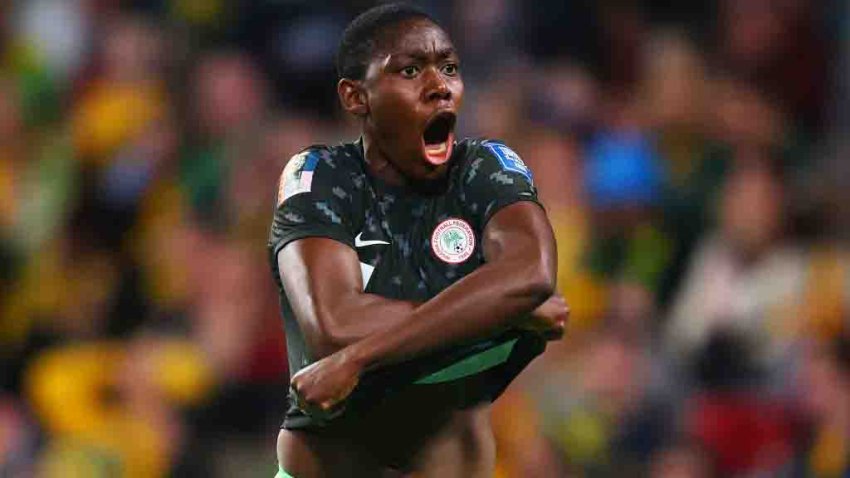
xmin=431 ymin=218 xmax=475 ymax=264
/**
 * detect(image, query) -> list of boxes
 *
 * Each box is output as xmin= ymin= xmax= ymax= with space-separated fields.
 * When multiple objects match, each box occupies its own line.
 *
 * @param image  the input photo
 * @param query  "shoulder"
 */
xmin=453 ymin=137 xmax=533 ymax=184
xmin=279 ymin=142 xmax=361 ymax=178
xmin=276 ymin=142 xmax=363 ymax=206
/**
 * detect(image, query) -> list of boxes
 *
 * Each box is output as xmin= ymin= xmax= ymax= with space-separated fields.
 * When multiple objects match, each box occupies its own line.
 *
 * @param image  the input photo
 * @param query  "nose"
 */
xmin=423 ymin=68 xmax=451 ymax=103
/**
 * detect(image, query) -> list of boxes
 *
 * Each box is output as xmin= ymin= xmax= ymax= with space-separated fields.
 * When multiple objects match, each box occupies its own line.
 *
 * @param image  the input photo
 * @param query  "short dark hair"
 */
xmin=336 ymin=3 xmax=437 ymax=80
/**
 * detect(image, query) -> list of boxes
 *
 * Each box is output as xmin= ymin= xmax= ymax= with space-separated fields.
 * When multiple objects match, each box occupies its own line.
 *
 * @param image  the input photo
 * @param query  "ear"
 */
xmin=338 ymin=79 xmax=368 ymax=117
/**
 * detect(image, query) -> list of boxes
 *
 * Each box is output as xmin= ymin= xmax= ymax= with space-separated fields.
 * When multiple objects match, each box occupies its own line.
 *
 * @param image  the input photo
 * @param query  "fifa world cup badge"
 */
xmin=431 ymin=218 xmax=475 ymax=264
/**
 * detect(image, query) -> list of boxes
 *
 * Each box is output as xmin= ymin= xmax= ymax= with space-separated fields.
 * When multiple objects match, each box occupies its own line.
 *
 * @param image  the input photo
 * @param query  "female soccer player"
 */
xmin=269 ymin=4 xmax=568 ymax=476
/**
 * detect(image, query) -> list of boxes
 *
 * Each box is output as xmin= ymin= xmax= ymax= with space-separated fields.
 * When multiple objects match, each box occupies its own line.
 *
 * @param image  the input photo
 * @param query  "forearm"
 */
xmin=281 ymin=204 xmax=556 ymax=365
xmin=279 ymin=237 xmax=421 ymax=359
xmin=314 ymin=295 xmax=418 ymax=357
xmin=346 ymin=257 xmax=552 ymax=370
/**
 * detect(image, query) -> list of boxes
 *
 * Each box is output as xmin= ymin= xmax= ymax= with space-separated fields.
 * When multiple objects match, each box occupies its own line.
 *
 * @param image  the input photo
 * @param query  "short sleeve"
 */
xmin=460 ymin=139 xmax=542 ymax=232
xmin=268 ymin=147 xmax=356 ymax=261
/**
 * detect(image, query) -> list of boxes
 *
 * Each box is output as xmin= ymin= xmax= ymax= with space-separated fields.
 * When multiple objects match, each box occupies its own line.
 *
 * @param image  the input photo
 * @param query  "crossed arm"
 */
xmin=277 ymin=201 xmax=566 ymax=412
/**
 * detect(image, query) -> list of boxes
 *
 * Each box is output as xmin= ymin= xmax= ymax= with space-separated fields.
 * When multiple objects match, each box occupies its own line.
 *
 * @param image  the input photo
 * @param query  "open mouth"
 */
xmin=422 ymin=112 xmax=456 ymax=165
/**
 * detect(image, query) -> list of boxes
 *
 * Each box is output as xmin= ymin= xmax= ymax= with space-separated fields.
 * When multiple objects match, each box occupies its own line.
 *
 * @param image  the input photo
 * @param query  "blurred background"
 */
xmin=1 ymin=0 xmax=849 ymax=476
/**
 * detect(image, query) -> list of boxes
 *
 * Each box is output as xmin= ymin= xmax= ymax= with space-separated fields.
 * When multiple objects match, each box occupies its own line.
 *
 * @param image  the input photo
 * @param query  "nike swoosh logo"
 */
xmin=355 ymin=231 xmax=390 ymax=248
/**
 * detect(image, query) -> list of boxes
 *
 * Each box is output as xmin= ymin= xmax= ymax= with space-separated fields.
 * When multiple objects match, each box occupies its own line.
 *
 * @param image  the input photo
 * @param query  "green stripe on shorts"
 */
xmin=414 ymin=338 xmax=518 ymax=384
xmin=275 ymin=465 xmax=294 ymax=478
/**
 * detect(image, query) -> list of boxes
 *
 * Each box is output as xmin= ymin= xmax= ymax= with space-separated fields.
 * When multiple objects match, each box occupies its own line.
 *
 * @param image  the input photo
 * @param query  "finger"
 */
xmin=316 ymin=400 xmax=347 ymax=421
xmin=310 ymin=397 xmax=348 ymax=422
xmin=290 ymin=385 xmax=308 ymax=411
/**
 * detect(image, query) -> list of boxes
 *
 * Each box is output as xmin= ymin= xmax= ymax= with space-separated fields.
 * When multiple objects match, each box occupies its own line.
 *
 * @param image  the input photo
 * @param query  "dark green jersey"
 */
xmin=268 ymin=137 xmax=547 ymax=430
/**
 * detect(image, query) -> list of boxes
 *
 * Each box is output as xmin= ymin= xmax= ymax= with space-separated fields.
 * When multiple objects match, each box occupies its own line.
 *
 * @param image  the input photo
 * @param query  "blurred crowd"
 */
xmin=1 ymin=0 xmax=849 ymax=477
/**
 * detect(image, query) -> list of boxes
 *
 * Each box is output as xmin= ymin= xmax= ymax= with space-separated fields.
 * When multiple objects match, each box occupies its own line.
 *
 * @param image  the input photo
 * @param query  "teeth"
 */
xmin=426 ymin=142 xmax=447 ymax=154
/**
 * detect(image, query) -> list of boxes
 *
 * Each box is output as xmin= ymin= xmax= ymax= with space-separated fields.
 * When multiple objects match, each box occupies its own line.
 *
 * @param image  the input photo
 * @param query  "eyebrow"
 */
xmin=389 ymin=47 xmax=457 ymax=62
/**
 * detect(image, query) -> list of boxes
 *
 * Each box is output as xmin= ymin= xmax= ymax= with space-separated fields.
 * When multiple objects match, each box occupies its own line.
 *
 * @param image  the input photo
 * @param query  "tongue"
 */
xmin=424 ymin=133 xmax=454 ymax=165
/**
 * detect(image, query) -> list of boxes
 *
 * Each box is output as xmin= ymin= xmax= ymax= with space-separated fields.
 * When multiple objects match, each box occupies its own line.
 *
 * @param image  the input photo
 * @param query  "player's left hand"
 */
xmin=289 ymin=348 xmax=363 ymax=421
xmin=517 ymin=294 xmax=570 ymax=341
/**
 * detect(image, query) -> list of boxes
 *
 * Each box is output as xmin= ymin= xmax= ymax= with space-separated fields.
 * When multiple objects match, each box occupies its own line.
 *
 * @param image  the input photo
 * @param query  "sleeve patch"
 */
xmin=277 ymin=150 xmax=320 ymax=205
xmin=485 ymin=142 xmax=533 ymax=183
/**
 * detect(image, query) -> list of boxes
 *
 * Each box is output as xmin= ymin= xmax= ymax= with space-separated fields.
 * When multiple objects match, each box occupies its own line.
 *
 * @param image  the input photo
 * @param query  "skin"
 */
xmin=276 ymin=17 xmax=568 ymax=476
xmin=340 ymin=18 xmax=462 ymax=183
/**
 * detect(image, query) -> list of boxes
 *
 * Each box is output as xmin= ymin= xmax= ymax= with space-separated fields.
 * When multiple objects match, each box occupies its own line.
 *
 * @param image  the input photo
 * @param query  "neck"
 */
xmin=362 ymin=133 xmax=407 ymax=187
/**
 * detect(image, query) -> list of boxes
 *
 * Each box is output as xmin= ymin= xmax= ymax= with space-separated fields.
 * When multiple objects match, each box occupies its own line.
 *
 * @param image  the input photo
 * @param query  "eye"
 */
xmin=441 ymin=63 xmax=459 ymax=76
xmin=400 ymin=65 xmax=420 ymax=78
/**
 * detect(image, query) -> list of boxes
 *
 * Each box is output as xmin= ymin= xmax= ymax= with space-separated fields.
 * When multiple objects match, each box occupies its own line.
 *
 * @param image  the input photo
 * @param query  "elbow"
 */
xmin=520 ymin=259 xmax=556 ymax=305
xmin=527 ymin=269 xmax=555 ymax=304
xmin=505 ymin=227 xmax=557 ymax=306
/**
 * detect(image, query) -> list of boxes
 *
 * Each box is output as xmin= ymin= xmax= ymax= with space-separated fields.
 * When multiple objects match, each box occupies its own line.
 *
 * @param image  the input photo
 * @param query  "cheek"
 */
xmin=452 ymin=81 xmax=464 ymax=108
xmin=369 ymin=83 xmax=419 ymax=127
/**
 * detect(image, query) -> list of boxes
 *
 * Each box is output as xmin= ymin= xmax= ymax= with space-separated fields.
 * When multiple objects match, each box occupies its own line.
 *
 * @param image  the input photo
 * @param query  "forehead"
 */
xmin=374 ymin=18 xmax=455 ymax=58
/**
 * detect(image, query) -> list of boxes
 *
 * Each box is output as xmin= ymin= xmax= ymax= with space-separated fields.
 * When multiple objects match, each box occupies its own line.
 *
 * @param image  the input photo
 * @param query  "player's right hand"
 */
xmin=289 ymin=348 xmax=363 ymax=421
xmin=517 ymin=294 xmax=569 ymax=340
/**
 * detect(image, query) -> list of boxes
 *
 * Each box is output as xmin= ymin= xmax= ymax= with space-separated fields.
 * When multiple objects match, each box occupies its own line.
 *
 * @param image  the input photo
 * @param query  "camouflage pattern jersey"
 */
xmin=268 ymin=137 xmax=548 ymax=430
